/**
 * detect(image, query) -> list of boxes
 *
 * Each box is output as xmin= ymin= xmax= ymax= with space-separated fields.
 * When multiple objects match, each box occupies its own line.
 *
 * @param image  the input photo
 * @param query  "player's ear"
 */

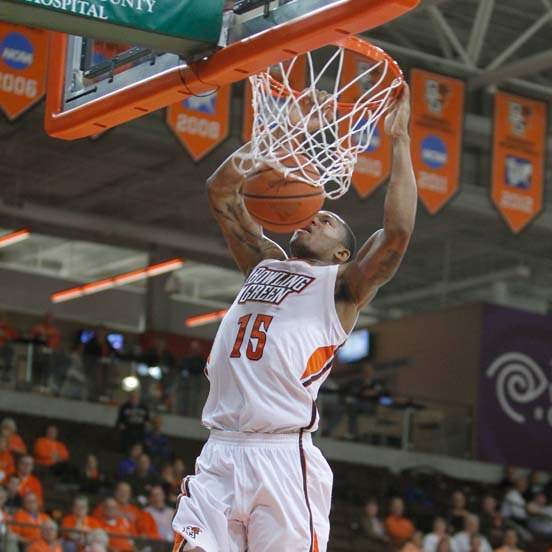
xmin=334 ymin=247 xmax=351 ymax=264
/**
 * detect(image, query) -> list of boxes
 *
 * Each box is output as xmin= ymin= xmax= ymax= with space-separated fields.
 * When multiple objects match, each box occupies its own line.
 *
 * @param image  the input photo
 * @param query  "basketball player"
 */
xmin=172 ymin=86 xmax=417 ymax=552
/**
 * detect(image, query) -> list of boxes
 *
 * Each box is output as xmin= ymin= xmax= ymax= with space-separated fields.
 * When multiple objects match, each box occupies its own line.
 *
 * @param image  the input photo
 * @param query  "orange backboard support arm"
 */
xmin=45 ymin=0 xmax=419 ymax=140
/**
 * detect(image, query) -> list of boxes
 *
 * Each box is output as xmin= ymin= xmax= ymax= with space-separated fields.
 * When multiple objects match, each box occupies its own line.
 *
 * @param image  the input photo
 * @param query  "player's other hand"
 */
xmin=384 ymin=83 xmax=411 ymax=139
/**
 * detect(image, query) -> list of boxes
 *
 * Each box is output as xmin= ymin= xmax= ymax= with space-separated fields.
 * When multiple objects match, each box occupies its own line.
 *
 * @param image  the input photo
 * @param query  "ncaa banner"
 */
xmin=491 ymin=92 xmax=546 ymax=233
xmin=477 ymin=304 xmax=552 ymax=470
xmin=411 ymin=69 xmax=465 ymax=214
xmin=0 ymin=22 xmax=48 ymax=121
xmin=242 ymin=56 xmax=306 ymax=143
xmin=340 ymin=50 xmax=392 ymax=198
xmin=167 ymin=85 xmax=231 ymax=162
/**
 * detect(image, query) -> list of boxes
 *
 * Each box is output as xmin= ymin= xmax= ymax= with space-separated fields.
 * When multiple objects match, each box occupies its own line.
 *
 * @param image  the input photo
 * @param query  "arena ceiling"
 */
xmin=1 ymin=0 xmax=552 ymax=332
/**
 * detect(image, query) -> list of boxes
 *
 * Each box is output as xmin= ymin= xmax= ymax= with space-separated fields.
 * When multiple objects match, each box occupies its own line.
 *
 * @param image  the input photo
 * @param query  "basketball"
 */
xmin=242 ymin=158 xmax=324 ymax=234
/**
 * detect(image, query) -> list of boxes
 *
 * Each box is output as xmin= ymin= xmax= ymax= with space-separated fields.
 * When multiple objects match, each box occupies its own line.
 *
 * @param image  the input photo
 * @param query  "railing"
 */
xmin=0 ymin=342 xmax=474 ymax=458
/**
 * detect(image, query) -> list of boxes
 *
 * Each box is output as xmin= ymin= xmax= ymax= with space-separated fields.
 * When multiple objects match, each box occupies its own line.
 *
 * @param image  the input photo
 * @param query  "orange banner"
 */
xmin=242 ymin=56 xmax=306 ymax=143
xmin=0 ymin=23 xmax=49 ymax=121
xmin=167 ymin=85 xmax=231 ymax=161
xmin=410 ymin=69 xmax=465 ymax=214
xmin=492 ymin=91 xmax=547 ymax=233
xmin=339 ymin=51 xmax=392 ymax=198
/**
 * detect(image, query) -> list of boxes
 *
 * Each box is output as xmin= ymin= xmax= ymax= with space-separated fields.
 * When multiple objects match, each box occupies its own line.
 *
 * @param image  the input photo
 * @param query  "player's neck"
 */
xmin=290 ymin=256 xmax=333 ymax=266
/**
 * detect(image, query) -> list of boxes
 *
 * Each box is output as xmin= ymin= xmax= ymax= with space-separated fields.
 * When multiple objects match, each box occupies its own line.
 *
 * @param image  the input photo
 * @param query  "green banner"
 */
xmin=8 ymin=0 xmax=224 ymax=42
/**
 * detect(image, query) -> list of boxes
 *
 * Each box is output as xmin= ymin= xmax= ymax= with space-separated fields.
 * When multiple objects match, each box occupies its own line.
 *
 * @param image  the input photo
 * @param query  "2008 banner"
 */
xmin=0 ymin=22 xmax=48 ymax=121
xmin=491 ymin=91 xmax=547 ymax=233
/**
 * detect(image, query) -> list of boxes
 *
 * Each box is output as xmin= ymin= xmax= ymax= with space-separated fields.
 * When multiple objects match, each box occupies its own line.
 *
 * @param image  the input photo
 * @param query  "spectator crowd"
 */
xmin=351 ymin=469 xmax=552 ymax=552
xmin=0 ymin=413 xmax=187 ymax=552
xmin=0 ymin=311 xmax=208 ymax=418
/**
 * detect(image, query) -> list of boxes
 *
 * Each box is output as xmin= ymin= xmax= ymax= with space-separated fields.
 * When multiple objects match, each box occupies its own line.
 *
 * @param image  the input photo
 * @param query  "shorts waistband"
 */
xmin=209 ymin=429 xmax=312 ymax=447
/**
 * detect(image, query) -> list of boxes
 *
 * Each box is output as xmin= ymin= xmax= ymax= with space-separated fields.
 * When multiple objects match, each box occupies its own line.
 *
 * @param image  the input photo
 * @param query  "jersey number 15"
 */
xmin=230 ymin=314 xmax=273 ymax=361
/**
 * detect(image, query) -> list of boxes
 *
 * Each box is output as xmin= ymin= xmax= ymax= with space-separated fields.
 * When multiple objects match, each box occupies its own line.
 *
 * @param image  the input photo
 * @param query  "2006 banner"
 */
xmin=0 ymin=22 xmax=49 ymax=121
xmin=167 ymin=85 xmax=231 ymax=162
xmin=492 ymin=91 xmax=547 ymax=233
xmin=410 ymin=69 xmax=465 ymax=214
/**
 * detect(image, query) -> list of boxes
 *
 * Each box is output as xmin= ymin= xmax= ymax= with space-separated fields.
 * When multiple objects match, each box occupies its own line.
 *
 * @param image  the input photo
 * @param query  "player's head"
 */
xmin=289 ymin=211 xmax=356 ymax=264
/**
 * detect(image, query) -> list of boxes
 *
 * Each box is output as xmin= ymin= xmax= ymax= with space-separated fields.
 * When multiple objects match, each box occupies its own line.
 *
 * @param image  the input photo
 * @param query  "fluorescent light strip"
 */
xmin=51 ymin=257 xmax=184 ymax=303
xmin=185 ymin=309 xmax=229 ymax=328
xmin=0 ymin=228 xmax=31 ymax=249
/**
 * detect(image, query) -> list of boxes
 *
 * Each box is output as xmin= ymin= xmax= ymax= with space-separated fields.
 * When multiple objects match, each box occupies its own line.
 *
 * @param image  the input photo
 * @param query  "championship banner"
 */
xmin=491 ymin=91 xmax=546 ymax=233
xmin=167 ymin=85 xmax=231 ymax=162
xmin=339 ymin=50 xmax=392 ymax=198
xmin=0 ymin=22 xmax=48 ymax=121
xmin=477 ymin=304 xmax=552 ymax=470
xmin=410 ymin=69 xmax=465 ymax=214
xmin=242 ymin=56 xmax=306 ymax=143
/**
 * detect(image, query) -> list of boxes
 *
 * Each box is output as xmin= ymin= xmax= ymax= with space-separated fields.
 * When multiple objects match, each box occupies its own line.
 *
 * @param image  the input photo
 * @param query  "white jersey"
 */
xmin=202 ymin=258 xmax=352 ymax=434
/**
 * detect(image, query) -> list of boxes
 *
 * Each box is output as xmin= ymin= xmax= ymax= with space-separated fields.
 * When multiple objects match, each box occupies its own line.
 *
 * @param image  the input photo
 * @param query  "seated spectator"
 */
xmin=437 ymin=537 xmax=454 ymax=552
xmin=448 ymin=490 xmax=471 ymax=533
xmin=471 ymin=534 xmax=486 ymax=552
xmin=116 ymin=391 xmax=149 ymax=453
xmin=5 ymin=475 xmax=22 ymax=512
xmin=116 ymin=444 xmax=142 ymax=480
xmin=83 ymin=529 xmax=109 ymax=552
xmin=172 ymin=458 xmax=187 ymax=484
xmin=159 ymin=463 xmax=179 ymax=505
xmin=352 ymin=498 xmax=388 ymax=552
xmin=479 ymin=495 xmax=503 ymax=546
xmin=527 ymin=492 xmax=552 ymax=537
xmin=144 ymin=417 xmax=172 ymax=465
xmin=501 ymin=476 xmax=528 ymax=527
xmin=0 ymin=312 xmax=17 ymax=382
xmin=62 ymin=497 xmax=100 ymax=547
xmin=134 ymin=510 xmax=159 ymax=541
xmin=33 ymin=425 xmax=69 ymax=468
xmin=424 ymin=517 xmax=458 ymax=552
xmin=11 ymin=493 xmax=50 ymax=544
xmin=0 ymin=485 xmax=18 ymax=552
xmin=1 ymin=418 xmax=27 ymax=455
xmin=94 ymin=498 xmax=135 ymax=552
xmin=94 ymin=482 xmax=140 ymax=530
xmin=26 ymin=519 xmax=63 ymax=552
xmin=452 ymin=515 xmax=492 ymax=552
xmin=79 ymin=454 xmax=107 ymax=494
xmin=14 ymin=455 xmax=43 ymax=505
xmin=525 ymin=471 xmax=545 ymax=501
xmin=384 ymin=496 xmax=415 ymax=547
xmin=127 ymin=454 xmax=160 ymax=505
xmin=494 ymin=529 xmax=523 ymax=552
xmin=0 ymin=435 xmax=15 ymax=484
xmin=144 ymin=486 xmax=174 ymax=541
xmin=401 ymin=531 xmax=424 ymax=552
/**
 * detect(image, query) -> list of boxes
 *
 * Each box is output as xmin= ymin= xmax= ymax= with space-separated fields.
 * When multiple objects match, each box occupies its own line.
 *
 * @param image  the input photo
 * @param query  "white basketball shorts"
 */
xmin=171 ymin=429 xmax=333 ymax=552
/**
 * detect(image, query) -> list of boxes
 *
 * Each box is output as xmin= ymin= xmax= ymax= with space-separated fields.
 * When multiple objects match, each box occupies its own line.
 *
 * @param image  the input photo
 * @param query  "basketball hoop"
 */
xmin=234 ymin=36 xmax=404 ymax=200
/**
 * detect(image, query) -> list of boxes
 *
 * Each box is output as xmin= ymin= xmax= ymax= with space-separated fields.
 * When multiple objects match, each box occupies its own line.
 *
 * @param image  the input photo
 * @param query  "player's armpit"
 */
xmin=207 ymin=148 xmax=287 ymax=276
xmin=340 ymin=228 xmax=410 ymax=308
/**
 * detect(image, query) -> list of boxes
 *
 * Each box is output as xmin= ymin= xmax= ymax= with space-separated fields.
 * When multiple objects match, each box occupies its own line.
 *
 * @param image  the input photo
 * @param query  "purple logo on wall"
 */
xmin=477 ymin=304 xmax=552 ymax=469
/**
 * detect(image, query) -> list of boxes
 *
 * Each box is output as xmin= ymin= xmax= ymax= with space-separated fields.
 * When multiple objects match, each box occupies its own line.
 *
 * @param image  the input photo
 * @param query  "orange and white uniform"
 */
xmin=173 ymin=259 xmax=352 ymax=552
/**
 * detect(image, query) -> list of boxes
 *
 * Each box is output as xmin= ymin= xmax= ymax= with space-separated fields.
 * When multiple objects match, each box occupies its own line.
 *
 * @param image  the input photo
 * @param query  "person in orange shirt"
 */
xmin=26 ymin=519 xmax=62 ymax=552
xmin=93 ymin=482 xmax=140 ymax=530
xmin=0 ymin=435 xmax=15 ymax=484
xmin=384 ymin=496 xmax=416 ymax=547
xmin=31 ymin=313 xmax=61 ymax=351
xmin=134 ymin=510 xmax=159 ymax=541
xmin=62 ymin=496 xmax=100 ymax=547
xmin=33 ymin=425 xmax=69 ymax=468
xmin=95 ymin=498 xmax=135 ymax=552
xmin=1 ymin=418 xmax=27 ymax=455
xmin=14 ymin=456 xmax=43 ymax=506
xmin=494 ymin=529 xmax=524 ymax=552
xmin=10 ymin=493 xmax=50 ymax=544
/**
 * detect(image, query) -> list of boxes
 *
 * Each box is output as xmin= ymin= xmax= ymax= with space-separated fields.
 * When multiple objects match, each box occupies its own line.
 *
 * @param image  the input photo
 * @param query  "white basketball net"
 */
xmin=234 ymin=45 xmax=402 ymax=200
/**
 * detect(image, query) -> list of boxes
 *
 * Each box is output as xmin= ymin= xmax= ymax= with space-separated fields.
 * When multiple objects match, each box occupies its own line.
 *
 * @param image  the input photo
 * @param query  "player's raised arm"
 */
xmin=342 ymin=85 xmax=417 ymax=308
xmin=207 ymin=144 xmax=287 ymax=276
